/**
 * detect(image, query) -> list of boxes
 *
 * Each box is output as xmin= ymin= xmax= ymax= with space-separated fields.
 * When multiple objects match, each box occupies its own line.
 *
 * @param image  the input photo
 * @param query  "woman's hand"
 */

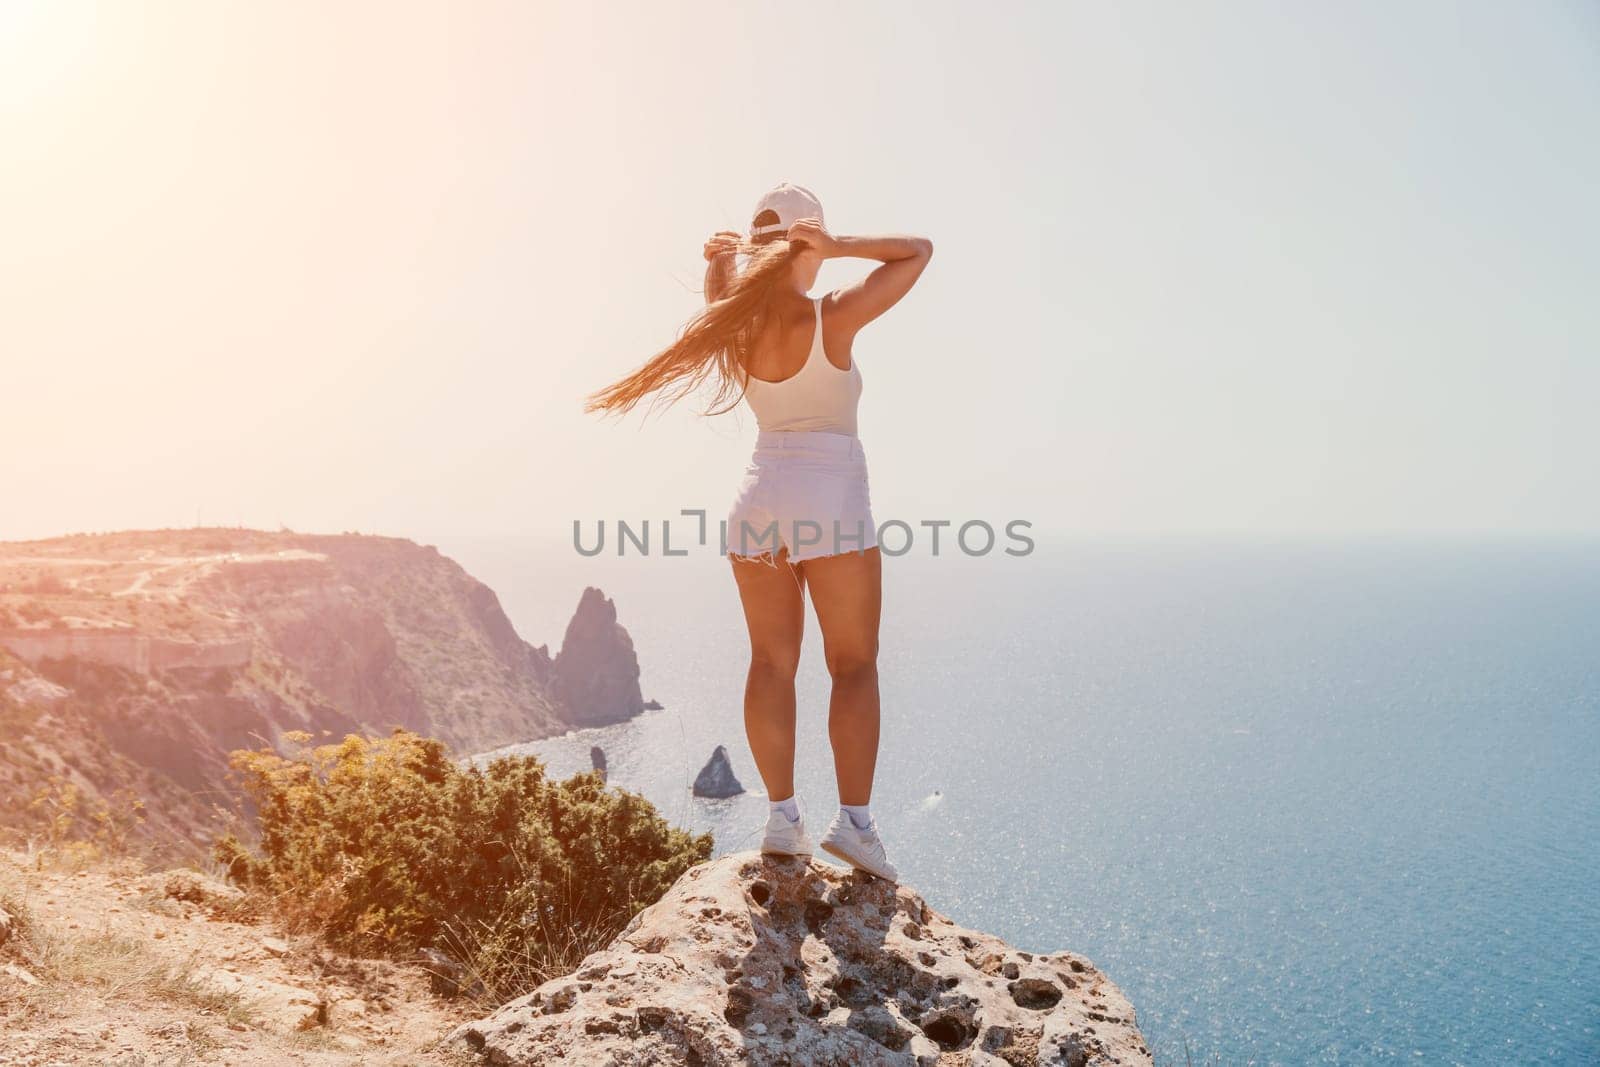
xmin=785 ymin=217 xmax=841 ymax=257
xmin=703 ymin=230 xmax=744 ymax=262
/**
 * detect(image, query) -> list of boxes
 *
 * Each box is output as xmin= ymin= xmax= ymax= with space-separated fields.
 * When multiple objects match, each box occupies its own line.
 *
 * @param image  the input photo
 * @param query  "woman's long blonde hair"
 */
xmin=583 ymin=236 xmax=807 ymax=418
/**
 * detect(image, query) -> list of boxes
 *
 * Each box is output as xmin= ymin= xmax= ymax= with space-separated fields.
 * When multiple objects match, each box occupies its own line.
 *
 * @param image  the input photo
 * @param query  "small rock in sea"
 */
xmin=590 ymin=745 xmax=608 ymax=780
xmin=692 ymin=745 xmax=744 ymax=799
xmin=643 ymin=698 xmax=663 ymax=710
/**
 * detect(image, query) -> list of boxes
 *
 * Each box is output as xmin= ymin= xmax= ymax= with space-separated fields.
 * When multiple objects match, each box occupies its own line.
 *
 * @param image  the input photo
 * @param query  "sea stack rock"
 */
xmin=590 ymin=745 xmax=608 ymax=780
xmin=551 ymin=587 xmax=645 ymax=729
xmin=450 ymin=852 xmax=1152 ymax=1066
xmin=692 ymin=745 xmax=743 ymax=798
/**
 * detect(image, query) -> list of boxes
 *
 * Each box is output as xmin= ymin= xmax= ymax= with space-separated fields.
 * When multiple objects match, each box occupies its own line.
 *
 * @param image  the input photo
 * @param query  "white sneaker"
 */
xmin=760 ymin=804 xmax=814 ymax=858
xmin=818 ymin=812 xmax=899 ymax=882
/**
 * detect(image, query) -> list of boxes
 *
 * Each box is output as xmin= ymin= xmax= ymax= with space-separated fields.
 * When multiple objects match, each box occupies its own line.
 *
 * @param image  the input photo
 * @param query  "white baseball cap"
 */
xmin=749 ymin=181 xmax=824 ymax=239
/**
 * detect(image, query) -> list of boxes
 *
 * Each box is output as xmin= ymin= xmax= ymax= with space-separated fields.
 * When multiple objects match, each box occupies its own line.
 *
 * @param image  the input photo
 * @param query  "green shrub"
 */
xmin=213 ymin=729 xmax=711 ymax=999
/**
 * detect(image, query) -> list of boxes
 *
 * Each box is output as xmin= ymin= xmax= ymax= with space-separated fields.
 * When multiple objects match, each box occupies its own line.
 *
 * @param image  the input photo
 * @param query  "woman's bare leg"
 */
xmin=730 ymin=547 xmax=806 ymax=802
xmin=797 ymin=547 xmax=882 ymax=807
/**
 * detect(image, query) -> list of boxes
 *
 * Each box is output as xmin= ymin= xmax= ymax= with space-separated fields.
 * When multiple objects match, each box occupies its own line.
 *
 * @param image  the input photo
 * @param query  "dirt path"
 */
xmin=0 ymin=853 xmax=477 ymax=1067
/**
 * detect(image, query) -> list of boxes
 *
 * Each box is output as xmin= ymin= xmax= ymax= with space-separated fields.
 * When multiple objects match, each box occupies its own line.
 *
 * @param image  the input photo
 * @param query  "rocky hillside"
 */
xmin=0 ymin=528 xmax=650 ymax=857
xmin=450 ymin=853 xmax=1152 ymax=1067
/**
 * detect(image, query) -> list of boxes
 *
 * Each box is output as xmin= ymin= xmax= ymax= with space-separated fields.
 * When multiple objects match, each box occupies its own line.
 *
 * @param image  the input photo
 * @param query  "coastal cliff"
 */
xmin=0 ymin=528 xmax=646 ymax=855
xmin=451 ymin=853 xmax=1152 ymax=1066
xmin=0 ymin=530 xmax=1155 ymax=1065
xmin=551 ymin=586 xmax=645 ymax=729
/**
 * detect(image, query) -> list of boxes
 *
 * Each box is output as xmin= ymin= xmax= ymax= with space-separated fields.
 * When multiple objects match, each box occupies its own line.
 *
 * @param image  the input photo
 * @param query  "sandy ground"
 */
xmin=0 ymin=852 xmax=477 ymax=1067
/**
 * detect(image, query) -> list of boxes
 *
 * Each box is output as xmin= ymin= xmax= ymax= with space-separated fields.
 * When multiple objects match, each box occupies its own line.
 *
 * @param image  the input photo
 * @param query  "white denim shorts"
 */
xmin=726 ymin=430 xmax=878 ymax=564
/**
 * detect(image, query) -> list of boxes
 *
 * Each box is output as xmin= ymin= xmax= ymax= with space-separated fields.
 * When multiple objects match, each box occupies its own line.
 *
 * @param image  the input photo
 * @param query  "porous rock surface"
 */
xmin=450 ymin=852 xmax=1151 ymax=1066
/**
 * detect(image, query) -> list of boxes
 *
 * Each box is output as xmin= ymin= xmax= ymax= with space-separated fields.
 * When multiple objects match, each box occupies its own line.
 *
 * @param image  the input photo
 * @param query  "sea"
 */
xmin=438 ymin=534 xmax=1600 ymax=1065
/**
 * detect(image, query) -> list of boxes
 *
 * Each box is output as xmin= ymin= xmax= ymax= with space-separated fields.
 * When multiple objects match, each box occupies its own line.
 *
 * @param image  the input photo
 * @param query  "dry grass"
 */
xmin=0 ymin=867 xmax=252 ymax=1065
xmin=1 ymin=853 xmax=478 ymax=1065
xmin=1 ymin=873 xmax=47 ymax=1022
xmin=434 ymin=879 xmax=630 ymax=1008
xmin=0 ymin=887 xmax=257 ymax=1036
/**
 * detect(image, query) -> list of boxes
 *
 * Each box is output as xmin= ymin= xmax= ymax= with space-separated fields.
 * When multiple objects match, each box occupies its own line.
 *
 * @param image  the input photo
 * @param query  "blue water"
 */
xmin=443 ymin=536 xmax=1600 ymax=1065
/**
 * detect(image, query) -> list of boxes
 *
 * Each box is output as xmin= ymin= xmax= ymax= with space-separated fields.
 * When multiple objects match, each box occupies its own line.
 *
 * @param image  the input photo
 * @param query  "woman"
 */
xmin=585 ymin=181 xmax=933 ymax=882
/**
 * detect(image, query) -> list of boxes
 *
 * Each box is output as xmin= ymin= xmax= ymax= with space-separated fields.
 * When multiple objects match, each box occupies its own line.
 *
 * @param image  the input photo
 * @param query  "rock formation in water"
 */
xmin=693 ymin=744 xmax=745 ymax=798
xmin=551 ymin=587 xmax=645 ymax=729
xmin=590 ymin=744 xmax=608 ymax=781
xmin=0 ymin=529 xmax=652 ymax=856
xmin=450 ymin=852 xmax=1151 ymax=1066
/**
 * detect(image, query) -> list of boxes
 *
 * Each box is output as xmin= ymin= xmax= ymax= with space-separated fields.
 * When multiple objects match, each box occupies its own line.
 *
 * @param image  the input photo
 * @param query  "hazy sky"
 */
xmin=3 ymin=1 xmax=1596 ymax=545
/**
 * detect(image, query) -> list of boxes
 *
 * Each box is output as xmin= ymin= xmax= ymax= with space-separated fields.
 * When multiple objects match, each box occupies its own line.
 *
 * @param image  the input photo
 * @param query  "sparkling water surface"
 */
xmin=444 ymin=536 xmax=1600 ymax=1065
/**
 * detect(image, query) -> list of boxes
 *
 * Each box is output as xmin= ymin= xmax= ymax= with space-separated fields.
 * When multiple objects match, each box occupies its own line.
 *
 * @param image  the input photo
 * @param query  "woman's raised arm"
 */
xmin=807 ymin=228 xmax=933 ymax=334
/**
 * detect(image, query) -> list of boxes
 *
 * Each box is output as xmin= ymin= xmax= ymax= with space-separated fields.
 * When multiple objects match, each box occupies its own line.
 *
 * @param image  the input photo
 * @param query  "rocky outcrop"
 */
xmin=3 ymin=671 xmax=68 ymax=707
xmin=193 ymin=965 xmax=328 ymax=1032
xmin=551 ymin=587 xmax=644 ymax=728
xmin=419 ymin=946 xmax=486 ymax=999
xmin=450 ymin=853 xmax=1151 ymax=1066
xmin=136 ymin=867 xmax=249 ymax=918
xmin=590 ymin=745 xmax=608 ymax=780
xmin=693 ymin=744 xmax=745 ymax=799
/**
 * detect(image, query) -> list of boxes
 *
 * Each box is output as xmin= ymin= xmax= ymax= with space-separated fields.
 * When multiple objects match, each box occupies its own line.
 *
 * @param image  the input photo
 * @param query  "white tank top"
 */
xmin=738 ymin=296 xmax=863 ymax=436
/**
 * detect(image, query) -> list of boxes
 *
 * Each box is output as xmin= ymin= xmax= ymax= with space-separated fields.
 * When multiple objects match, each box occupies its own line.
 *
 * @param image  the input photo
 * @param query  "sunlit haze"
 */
xmin=3 ymin=1 xmax=1597 ymax=544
